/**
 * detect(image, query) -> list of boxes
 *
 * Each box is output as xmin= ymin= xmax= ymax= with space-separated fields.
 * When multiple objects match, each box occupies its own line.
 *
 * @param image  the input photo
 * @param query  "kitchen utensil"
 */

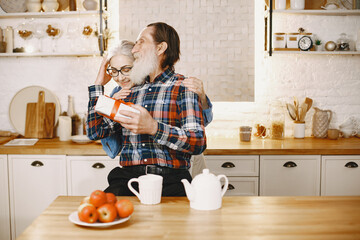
xmin=294 ymin=122 xmax=305 ymax=138
xmin=25 ymin=91 xmax=55 ymax=138
xmin=298 ymin=102 xmax=308 ymax=123
xmin=128 ymin=174 xmax=163 ymax=205
xmin=286 ymin=103 xmax=297 ymax=121
xmin=304 ymin=97 xmax=313 ymax=112
xmin=9 ymin=86 xmax=61 ymax=136
xmin=312 ymin=107 xmax=332 ymax=138
xmin=182 ymin=169 xmax=228 ymax=210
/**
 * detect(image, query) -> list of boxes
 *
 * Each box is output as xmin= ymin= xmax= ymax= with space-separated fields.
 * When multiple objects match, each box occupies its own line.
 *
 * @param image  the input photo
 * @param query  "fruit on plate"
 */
xmin=97 ymin=203 xmax=118 ymax=223
xmin=76 ymin=190 xmax=134 ymax=224
xmin=106 ymin=192 xmax=117 ymax=204
xmin=90 ymin=190 xmax=107 ymax=207
xmin=115 ymin=199 xmax=134 ymax=218
xmin=78 ymin=203 xmax=98 ymax=223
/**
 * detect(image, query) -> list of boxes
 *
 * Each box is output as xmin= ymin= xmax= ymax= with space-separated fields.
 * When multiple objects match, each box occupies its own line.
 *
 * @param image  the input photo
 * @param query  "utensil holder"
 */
xmin=294 ymin=123 xmax=305 ymax=139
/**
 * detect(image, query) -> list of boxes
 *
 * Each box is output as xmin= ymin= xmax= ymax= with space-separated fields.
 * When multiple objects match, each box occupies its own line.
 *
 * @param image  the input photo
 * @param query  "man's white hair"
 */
xmin=107 ymin=40 xmax=135 ymax=61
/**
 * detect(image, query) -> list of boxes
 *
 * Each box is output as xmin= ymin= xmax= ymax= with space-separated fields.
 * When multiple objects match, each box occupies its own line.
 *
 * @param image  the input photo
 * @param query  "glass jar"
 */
xmin=337 ymin=33 xmax=350 ymax=51
xmin=270 ymin=101 xmax=285 ymax=139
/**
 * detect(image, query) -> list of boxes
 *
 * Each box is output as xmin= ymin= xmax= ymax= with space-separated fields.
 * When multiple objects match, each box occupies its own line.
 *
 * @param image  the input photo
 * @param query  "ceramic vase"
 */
xmin=26 ymin=0 xmax=42 ymax=12
xmin=42 ymin=0 xmax=59 ymax=12
xmin=83 ymin=0 xmax=98 ymax=10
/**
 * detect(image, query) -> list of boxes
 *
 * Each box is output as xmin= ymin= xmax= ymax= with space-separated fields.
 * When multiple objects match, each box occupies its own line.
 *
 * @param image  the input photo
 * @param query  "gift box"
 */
xmin=95 ymin=95 xmax=139 ymax=121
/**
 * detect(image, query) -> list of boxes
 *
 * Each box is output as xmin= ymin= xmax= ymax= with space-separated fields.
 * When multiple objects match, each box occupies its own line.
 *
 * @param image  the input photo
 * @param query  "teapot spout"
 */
xmin=181 ymin=179 xmax=195 ymax=202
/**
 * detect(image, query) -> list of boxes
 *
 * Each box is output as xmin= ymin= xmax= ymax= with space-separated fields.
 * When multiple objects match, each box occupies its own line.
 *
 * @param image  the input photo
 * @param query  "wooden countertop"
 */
xmin=17 ymin=196 xmax=360 ymax=240
xmin=0 ymin=136 xmax=360 ymax=155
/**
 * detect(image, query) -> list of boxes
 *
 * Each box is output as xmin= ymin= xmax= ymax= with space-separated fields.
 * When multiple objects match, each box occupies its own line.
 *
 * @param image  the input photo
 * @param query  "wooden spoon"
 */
xmin=304 ymin=97 xmax=313 ymax=112
xmin=286 ymin=103 xmax=297 ymax=121
xmin=299 ymin=103 xmax=308 ymax=123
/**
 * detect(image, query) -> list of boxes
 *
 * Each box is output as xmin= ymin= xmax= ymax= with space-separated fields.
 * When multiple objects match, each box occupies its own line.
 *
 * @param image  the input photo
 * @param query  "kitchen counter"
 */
xmin=0 ymin=137 xmax=360 ymax=155
xmin=17 ymin=195 xmax=360 ymax=240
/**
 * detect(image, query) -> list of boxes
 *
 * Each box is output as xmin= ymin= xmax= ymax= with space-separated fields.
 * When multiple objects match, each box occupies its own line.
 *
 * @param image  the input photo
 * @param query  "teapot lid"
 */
xmin=192 ymin=168 xmax=220 ymax=187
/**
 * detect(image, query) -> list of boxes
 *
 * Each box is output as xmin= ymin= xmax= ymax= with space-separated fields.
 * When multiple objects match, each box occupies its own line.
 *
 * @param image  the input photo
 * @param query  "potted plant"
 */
xmin=315 ymin=39 xmax=322 ymax=51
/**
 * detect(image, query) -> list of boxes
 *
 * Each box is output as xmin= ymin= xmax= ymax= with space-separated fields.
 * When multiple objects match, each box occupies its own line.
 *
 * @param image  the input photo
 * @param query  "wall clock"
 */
xmin=298 ymin=36 xmax=313 ymax=51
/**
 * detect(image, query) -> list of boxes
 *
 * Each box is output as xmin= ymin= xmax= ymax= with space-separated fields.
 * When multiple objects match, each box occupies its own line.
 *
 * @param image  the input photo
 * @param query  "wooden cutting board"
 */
xmin=25 ymin=91 xmax=55 ymax=138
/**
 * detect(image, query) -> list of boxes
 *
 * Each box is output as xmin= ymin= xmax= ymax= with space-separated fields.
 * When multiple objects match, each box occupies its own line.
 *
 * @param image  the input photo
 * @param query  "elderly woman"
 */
xmin=87 ymin=40 xmax=213 ymax=188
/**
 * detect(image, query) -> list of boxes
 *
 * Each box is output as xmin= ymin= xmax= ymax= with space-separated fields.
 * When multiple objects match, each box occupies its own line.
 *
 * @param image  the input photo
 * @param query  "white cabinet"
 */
xmin=321 ymin=155 xmax=360 ymax=196
xmin=0 ymin=155 xmax=11 ymax=240
xmin=67 ymin=156 xmax=119 ymax=196
xmin=260 ymin=155 xmax=321 ymax=196
xmin=205 ymin=155 xmax=259 ymax=196
xmin=8 ymin=155 xmax=67 ymax=239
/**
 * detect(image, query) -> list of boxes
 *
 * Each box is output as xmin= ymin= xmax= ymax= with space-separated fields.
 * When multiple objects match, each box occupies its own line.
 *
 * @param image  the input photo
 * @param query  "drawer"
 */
xmin=67 ymin=156 xmax=119 ymax=196
xmin=321 ymin=156 xmax=360 ymax=196
xmin=221 ymin=177 xmax=259 ymax=196
xmin=260 ymin=155 xmax=320 ymax=196
xmin=205 ymin=155 xmax=259 ymax=176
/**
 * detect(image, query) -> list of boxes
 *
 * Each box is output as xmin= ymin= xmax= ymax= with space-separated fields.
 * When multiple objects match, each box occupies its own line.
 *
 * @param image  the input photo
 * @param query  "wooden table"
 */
xmin=17 ymin=196 xmax=360 ymax=240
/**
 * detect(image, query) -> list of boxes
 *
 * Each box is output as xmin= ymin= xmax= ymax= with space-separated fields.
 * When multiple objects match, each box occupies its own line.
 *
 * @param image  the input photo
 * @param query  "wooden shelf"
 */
xmin=0 ymin=10 xmax=106 ymax=19
xmin=272 ymin=50 xmax=360 ymax=55
xmin=273 ymin=9 xmax=360 ymax=16
xmin=0 ymin=52 xmax=101 ymax=57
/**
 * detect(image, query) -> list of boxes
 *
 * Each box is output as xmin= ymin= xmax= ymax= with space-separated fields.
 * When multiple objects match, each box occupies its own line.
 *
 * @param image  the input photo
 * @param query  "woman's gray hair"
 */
xmin=107 ymin=40 xmax=135 ymax=61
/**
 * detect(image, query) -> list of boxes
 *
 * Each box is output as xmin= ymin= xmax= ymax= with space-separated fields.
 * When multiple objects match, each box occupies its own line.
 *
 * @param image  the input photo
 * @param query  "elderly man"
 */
xmin=87 ymin=22 xmax=207 ymax=196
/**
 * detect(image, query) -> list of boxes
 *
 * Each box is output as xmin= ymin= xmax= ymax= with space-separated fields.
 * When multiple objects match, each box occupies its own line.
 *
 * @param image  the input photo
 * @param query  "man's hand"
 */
xmin=114 ymin=105 xmax=158 ymax=135
xmin=183 ymin=77 xmax=209 ymax=109
xmin=94 ymin=54 xmax=112 ymax=86
xmin=112 ymin=88 xmax=132 ymax=100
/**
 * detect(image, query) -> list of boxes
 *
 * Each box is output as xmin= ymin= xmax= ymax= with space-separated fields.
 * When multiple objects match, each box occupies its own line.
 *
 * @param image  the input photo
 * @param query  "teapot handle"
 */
xmin=217 ymin=174 xmax=229 ymax=197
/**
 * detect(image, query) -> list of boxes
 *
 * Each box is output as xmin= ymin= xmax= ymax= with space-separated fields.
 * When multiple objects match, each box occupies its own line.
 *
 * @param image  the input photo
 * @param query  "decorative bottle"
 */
xmin=67 ymin=95 xmax=81 ymax=136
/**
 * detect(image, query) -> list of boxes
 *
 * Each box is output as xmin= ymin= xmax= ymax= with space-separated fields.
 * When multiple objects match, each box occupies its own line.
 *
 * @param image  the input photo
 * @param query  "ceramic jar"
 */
xmin=42 ymin=0 xmax=59 ymax=12
xmin=273 ymin=33 xmax=286 ymax=49
xmin=291 ymin=0 xmax=305 ymax=10
xmin=276 ymin=0 xmax=286 ymax=9
xmin=83 ymin=0 xmax=98 ymax=10
xmin=4 ymin=26 xmax=13 ymax=53
xmin=26 ymin=0 xmax=42 ymax=12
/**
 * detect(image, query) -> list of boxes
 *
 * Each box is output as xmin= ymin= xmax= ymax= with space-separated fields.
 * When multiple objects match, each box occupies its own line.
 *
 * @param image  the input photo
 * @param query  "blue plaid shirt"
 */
xmin=86 ymin=68 xmax=207 ymax=169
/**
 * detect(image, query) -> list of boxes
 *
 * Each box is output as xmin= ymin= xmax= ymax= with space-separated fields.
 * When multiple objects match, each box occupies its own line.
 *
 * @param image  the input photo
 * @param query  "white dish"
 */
xmin=4 ymin=138 xmax=38 ymax=146
xmin=8 ymin=86 xmax=61 ymax=136
xmin=0 ymin=0 xmax=26 ymax=13
xmin=68 ymin=211 xmax=131 ymax=228
xmin=71 ymin=135 xmax=92 ymax=144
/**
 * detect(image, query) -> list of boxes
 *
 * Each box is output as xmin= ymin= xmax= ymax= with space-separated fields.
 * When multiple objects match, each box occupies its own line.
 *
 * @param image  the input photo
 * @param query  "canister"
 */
xmin=286 ymin=33 xmax=299 ymax=49
xmin=273 ymin=33 xmax=286 ymax=48
xmin=4 ymin=26 xmax=13 ymax=53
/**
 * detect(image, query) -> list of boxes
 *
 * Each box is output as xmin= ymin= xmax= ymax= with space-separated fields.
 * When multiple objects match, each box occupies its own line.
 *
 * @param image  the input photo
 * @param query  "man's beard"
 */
xmin=130 ymin=47 xmax=159 ymax=85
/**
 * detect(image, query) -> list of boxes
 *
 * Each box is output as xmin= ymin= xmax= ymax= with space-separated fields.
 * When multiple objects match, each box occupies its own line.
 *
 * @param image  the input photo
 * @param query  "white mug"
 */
xmin=128 ymin=174 xmax=163 ymax=205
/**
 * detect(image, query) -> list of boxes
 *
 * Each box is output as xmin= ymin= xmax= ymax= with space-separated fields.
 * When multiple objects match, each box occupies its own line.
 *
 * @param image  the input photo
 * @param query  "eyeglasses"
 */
xmin=106 ymin=65 xmax=132 ymax=77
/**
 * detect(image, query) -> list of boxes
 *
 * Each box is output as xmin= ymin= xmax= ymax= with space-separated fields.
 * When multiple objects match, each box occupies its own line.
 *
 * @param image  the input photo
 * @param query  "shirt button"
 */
xmin=149 ymin=88 xmax=152 ymax=91
xmin=144 ymin=159 xmax=147 ymax=162
xmin=142 ymin=143 xmax=145 ymax=147
xmin=145 ymin=105 xmax=148 ymax=108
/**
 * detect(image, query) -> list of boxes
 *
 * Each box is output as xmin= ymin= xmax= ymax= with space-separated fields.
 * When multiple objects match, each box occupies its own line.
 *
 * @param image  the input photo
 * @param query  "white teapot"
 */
xmin=181 ymin=169 xmax=228 ymax=210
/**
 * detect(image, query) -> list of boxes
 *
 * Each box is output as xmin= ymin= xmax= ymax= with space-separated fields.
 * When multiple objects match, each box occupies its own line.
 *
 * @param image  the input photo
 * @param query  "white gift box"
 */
xmin=95 ymin=95 xmax=139 ymax=120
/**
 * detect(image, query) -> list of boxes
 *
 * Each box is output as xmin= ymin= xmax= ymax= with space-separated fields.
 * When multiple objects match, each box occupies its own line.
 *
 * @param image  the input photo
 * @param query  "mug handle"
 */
xmin=127 ymin=178 xmax=141 ymax=200
xmin=217 ymin=174 xmax=229 ymax=197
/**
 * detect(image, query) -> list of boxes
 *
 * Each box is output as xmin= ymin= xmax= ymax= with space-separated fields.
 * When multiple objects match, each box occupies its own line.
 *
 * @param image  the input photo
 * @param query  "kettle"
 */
xmin=312 ymin=107 xmax=332 ymax=138
xmin=181 ymin=169 xmax=228 ymax=210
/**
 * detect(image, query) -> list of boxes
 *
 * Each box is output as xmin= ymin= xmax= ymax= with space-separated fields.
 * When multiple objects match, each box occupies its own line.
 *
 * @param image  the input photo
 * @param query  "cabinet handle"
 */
xmin=345 ymin=162 xmax=358 ymax=168
xmin=92 ymin=163 xmax=105 ymax=169
xmin=283 ymin=161 xmax=297 ymax=168
xmin=222 ymin=184 xmax=235 ymax=191
xmin=31 ymin=161 xmax=44 ymax=167
xmin=221 ymin=162 xmax=235 ymax=168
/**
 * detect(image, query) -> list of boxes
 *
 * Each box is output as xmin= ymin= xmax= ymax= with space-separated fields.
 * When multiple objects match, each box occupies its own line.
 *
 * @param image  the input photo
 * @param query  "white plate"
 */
xmin=68 ymin=211 xmax=131 ymax=228
xmin=71 ymin=135 xmax=92 ymax=144
xmin=0 ymin=0 xmax=26 ymax=13
xmin=8 ymin=86 xmax=61 ymax=136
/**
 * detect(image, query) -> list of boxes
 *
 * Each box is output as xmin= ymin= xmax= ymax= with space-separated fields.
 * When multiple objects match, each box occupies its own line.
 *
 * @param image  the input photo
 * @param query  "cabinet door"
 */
xmin=0 ymin=155 xmax=11 ymax=240
xmin=8 ymin=155 xmax=67 ymax=239
xmin=321 ymin=156 xmax=360 ymax=196
xmin=205 ymin=155 xmax=259 ymax=177
xmin=67 ymin=156 xmax=119 ymax=196
xmin=260 ymin=155 xmax=320 ymax=196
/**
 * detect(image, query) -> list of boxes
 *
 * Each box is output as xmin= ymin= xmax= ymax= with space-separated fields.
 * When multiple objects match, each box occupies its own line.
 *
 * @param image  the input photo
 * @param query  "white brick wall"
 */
xmin=0 ymin=0 xmax=359 ymax=139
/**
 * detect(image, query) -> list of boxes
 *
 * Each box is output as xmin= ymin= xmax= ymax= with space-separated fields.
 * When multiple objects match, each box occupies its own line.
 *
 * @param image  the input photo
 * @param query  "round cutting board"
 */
xmin=0 ymin=0 xmax=26 ymax=13
xmin=9 ymin=86 xmax=61 ymax=136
